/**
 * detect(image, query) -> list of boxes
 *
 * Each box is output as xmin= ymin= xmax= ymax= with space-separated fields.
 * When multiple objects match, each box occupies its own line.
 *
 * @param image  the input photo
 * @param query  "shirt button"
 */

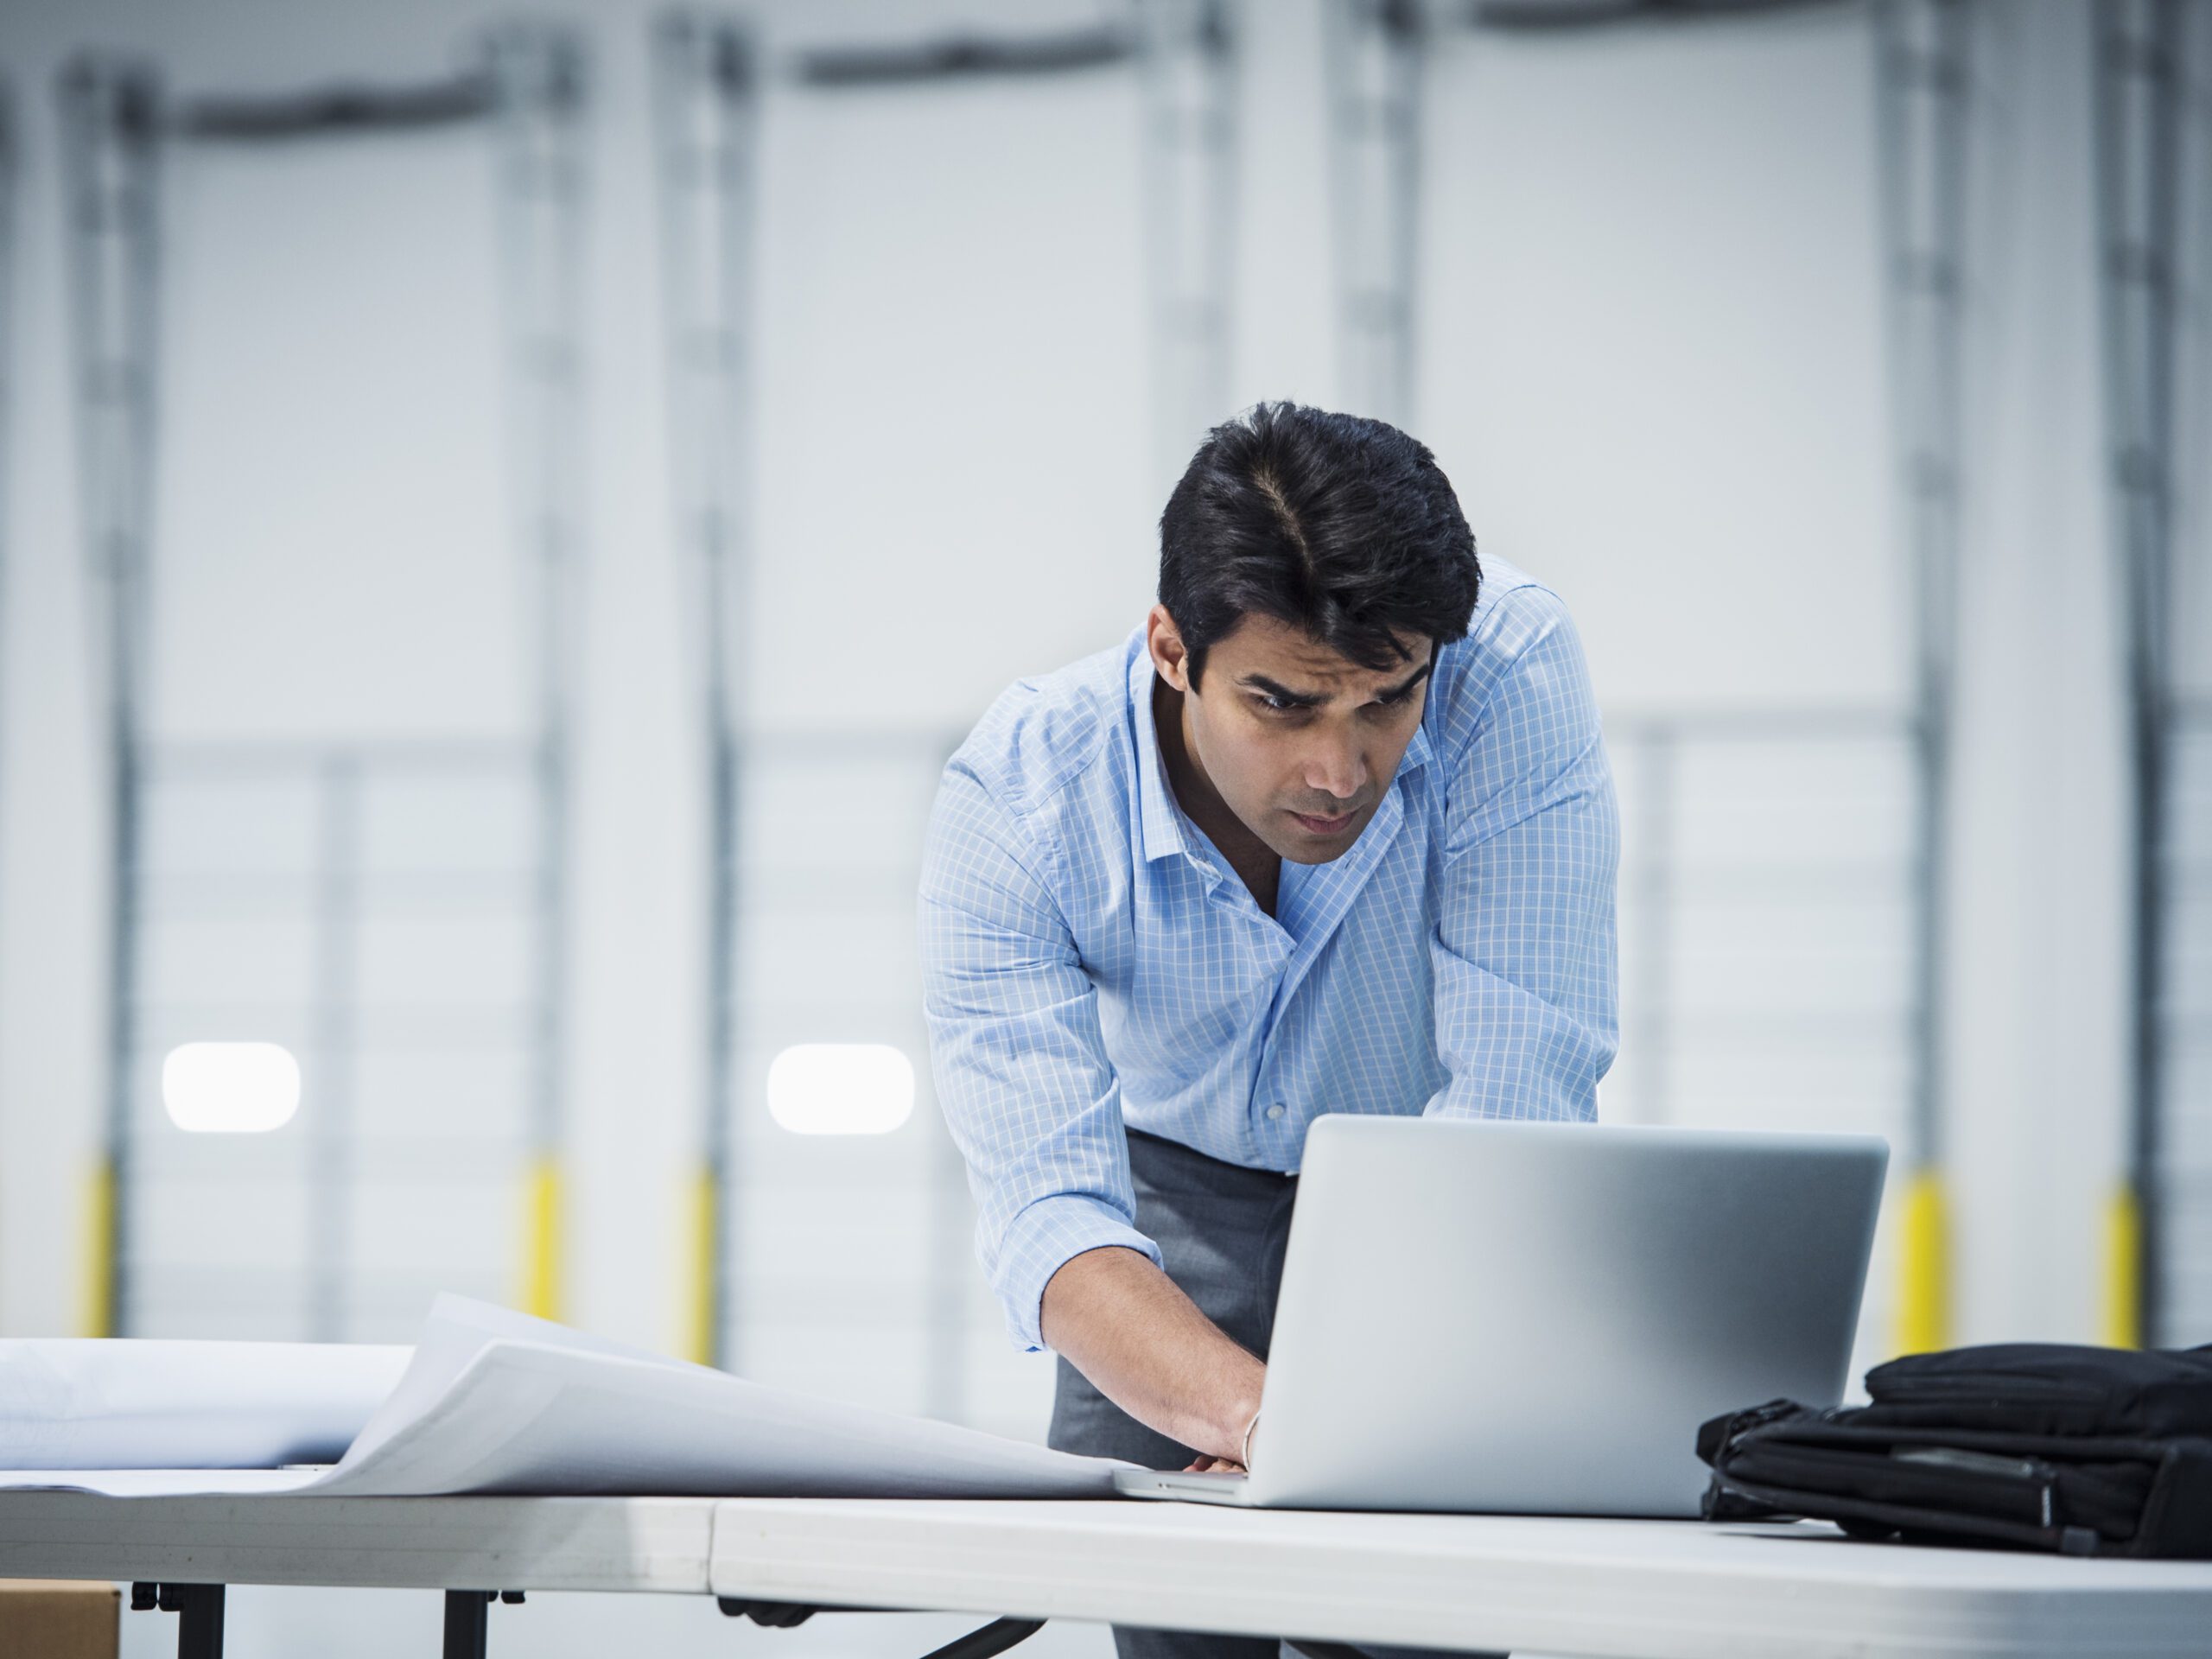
xmin=1266 ymin=1103 xmax=1287 ymax=1122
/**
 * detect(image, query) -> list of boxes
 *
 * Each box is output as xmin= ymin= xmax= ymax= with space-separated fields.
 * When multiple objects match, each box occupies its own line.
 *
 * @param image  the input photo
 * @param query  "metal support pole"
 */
xmin=1138 ymin=0 xmax=1234 ymax=493
xmin=1629 ymin=733 xmax=1676 ymax=1126
xmin=486 ymin=23 xmax=588 ymax=1325
xmin=57 ymin=54 xmax=162 ymax=1338
xmin=2094 ymin=0 xmax=2184 ymax=1351
xmin=922 ymin=731 xmax=975 ymax=1424
xmin=307 ymin=756 xmax=362 ymax=1340
xmin=652 ymin=10 xmax=759 ymax=1371
xmin=0 ymin=74 xmax=16 ymax=691
xmin=1323 ymin=0 xmax=1421 ymax=427
xmin=1872 ymin=0 xmax=1967 ymax=1357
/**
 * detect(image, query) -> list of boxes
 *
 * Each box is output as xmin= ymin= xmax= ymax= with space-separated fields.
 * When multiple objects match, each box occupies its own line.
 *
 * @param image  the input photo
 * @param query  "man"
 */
xmin=919 ymin=404 xmax=1618 ymax=1656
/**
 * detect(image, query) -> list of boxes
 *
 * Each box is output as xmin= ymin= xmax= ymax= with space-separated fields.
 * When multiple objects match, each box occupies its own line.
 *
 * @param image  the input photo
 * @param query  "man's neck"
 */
xmin=1152 ymin=673 xmax=1280 ymax=917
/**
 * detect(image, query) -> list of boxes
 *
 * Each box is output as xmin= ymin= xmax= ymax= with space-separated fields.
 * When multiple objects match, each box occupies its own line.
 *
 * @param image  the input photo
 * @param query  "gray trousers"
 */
xmin=1046 ymin=1128 xmax=1497 ymax=1659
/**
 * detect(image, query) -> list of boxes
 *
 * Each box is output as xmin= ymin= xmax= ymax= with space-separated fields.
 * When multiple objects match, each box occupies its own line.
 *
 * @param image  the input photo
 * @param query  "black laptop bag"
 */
xmin=1695 ymin=1343 xmax=2212 ymax=1557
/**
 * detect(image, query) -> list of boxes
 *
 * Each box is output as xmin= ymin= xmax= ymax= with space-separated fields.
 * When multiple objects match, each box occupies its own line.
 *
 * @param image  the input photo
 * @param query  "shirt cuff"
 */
xmin=995 ymin=1192 xmax=1164 ymax=1354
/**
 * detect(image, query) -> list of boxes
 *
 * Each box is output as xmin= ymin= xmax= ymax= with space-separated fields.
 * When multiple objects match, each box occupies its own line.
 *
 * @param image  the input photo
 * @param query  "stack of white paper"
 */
xmin=0 ymin=1296 xmax=1126 ymax=1499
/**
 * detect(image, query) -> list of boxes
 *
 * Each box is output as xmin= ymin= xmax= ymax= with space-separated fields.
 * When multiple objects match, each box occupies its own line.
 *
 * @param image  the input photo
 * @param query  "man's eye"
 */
xmin=1259 ymin=695 xmax=1300 ymax=713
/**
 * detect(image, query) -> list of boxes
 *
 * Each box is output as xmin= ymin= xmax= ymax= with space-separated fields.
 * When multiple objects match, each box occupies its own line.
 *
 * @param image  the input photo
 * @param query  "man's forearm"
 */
xmin=1039 ymin=1245 xmax=1265 ymax=1465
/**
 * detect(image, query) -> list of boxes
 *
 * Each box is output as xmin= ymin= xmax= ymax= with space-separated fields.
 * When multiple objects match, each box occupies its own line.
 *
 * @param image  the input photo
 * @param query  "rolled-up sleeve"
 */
xmin=1426 ymin=592 xmax=1620 ymax=1122
xmin=918 ymin=760 xmax=1162 ymax=1351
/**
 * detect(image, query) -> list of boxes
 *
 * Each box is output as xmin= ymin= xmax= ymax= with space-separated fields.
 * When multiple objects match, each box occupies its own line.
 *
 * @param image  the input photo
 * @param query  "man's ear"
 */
xmin=1147 ymin=603 xmax=1192 ymax=693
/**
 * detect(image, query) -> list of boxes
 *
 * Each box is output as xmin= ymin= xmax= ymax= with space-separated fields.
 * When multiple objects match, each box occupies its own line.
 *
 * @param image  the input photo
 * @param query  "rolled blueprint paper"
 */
xmin=0 ymin=1338 xmax=412 ymax=1469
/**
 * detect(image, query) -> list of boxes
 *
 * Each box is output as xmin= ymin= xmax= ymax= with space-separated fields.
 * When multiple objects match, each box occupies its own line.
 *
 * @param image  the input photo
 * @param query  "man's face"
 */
xmin=1150 ymin=607 xmax=1433 ymax=866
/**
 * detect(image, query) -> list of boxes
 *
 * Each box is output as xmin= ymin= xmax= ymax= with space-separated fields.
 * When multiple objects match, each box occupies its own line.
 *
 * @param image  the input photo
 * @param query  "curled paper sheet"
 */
xmin=0 ymin=1295 xmax=1129 ymax=1500
xmin=0 ymin=1338 xmax=410 ymax=1471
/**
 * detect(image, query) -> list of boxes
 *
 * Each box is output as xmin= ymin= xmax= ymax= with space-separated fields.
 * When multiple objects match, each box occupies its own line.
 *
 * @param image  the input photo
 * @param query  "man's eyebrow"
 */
xmin=1240 ymin=660 xmax=1434 ymax=709
xmin=1241 ymin=674 xmax=1325 ymax=709
xmin=1379 ymin=660 xmax=1434 ymax=702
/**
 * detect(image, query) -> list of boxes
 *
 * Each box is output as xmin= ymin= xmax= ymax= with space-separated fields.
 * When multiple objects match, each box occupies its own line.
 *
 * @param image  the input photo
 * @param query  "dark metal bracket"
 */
xmin=129 ymin=1582 xmax=226 ymax=1659
xmin=718 ymin=1599 xmax=1045 ymax=1659
xmin=912 ymin=1615 xmax=1046 ymax=1659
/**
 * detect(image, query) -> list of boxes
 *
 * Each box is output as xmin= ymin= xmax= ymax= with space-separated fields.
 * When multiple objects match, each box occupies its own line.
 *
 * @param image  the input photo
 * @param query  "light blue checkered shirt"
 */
xmin=918 ymin=557 xmax=1620 ymax=1351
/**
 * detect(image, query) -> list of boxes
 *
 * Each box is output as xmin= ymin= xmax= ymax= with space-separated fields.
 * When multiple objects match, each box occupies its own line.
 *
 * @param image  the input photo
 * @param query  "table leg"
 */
xmin=443 ymin=1590 xmax=493 ymax=1659
xmin=174 ymin=1584 xmax=225 ymax=1659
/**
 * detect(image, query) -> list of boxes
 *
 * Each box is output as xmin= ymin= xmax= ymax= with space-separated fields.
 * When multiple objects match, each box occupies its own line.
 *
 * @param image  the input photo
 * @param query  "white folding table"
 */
xmin=709 ymin=1499 xmax=2212 ymax=1658
xmin=4 ymin=1491 xmax=2211 ymax=1659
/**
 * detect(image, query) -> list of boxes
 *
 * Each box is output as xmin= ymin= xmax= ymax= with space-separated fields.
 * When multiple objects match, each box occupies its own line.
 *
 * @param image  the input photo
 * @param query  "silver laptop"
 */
xmin=1115 ymin=1115 xmax=1887 ymax=1514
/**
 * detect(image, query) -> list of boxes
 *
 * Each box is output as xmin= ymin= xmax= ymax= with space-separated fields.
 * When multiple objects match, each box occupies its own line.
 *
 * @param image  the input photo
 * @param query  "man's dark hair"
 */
xmin=1158 ymin=402 xmax=1480 ymax=686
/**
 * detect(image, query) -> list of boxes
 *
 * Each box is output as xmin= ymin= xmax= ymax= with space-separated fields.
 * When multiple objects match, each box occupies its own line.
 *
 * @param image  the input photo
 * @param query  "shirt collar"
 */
xmin=1126 ymin=626 xmax=1438 ymax=867
xmin=1128 ymin=632 xmax=1192 ymax=865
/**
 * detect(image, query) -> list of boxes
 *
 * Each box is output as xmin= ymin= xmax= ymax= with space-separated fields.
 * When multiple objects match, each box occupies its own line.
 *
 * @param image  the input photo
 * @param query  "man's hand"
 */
xmin=1040 ymin=1245 xmax=1265 ymax=1469
xmin=1182 ymin=1453 xmax=1247 ymax=1474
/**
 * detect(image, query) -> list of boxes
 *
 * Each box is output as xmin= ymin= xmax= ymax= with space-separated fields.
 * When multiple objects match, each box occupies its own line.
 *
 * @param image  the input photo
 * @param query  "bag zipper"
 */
xmin=1892 ymin=1445 xmax=2061 ymax=1527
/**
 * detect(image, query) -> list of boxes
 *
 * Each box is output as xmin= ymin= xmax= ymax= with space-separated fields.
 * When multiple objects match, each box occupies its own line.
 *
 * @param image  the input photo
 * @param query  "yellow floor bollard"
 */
xmin=522 ymin=1159 xmax=563 ymax=1322
xmin=687 ymin=1165 xmax=719 ymax=1367
xmin=2102 ymin=1183 xmax=2141 ymax=1351
xmin=1894 ymin=1166 xmax=1950 ymax=1357
xmin=83 ymin=1157 xmax=115 ymax=1338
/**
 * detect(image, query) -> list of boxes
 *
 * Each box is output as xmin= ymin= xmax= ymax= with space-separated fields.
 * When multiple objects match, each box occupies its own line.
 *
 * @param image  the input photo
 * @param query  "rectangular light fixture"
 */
xmin=162 ymin=1042 xmax=302 ymax=1134
xmin=766 ymin=1043 xmax=914 ymax=1135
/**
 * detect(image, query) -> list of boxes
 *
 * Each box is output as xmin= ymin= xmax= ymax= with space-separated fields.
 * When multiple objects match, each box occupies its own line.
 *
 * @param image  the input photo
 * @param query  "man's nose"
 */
xmin=1302 ymin=732 xmax=1368 ymax=803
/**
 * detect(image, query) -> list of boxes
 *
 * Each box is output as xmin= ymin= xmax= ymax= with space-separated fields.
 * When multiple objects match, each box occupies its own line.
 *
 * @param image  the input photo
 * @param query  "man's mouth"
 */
xmin=1287 ymin=807 xmax=1359 ymax=836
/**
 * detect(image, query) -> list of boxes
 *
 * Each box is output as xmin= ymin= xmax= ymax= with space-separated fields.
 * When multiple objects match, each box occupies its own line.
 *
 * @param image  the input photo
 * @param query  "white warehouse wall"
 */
xmin=0 ymin=0 xmax=2201 ymax=1433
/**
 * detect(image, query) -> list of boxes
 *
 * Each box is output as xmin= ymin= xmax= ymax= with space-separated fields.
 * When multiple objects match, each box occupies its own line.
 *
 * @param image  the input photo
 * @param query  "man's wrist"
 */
xmin=1219 ymin=1385 xmax=1265 ymax=1465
